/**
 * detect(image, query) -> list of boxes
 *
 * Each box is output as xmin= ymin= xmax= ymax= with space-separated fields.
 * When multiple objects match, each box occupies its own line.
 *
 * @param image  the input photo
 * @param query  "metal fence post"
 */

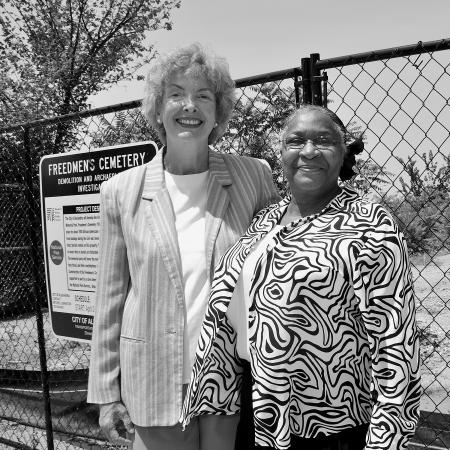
xmin=310 ymin=53 xmax=323 ymax=106
xmin=294 ymin=67 xmax=301 ymax=107
xmin=301 ymin=57 xmax=312 ymax=104
xmin=23 ymin=126 xmax=55 ymax=450
xmin=322 ymin=71 xmax=328 ymax=107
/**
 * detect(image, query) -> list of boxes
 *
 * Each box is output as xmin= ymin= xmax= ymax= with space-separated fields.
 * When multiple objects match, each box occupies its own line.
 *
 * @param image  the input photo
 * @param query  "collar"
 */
xmin=273 ymin=184 xmax=361 ymax=225
xmin=142 ymin=146 xmax=232 ymax=199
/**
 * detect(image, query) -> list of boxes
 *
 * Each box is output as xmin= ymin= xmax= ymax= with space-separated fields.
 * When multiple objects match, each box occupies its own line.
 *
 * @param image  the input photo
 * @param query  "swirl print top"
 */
xmin=180 ymin=186 xmax=421 ymax=450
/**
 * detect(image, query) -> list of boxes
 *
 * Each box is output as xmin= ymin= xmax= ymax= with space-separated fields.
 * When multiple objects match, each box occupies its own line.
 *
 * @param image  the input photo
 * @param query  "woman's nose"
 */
xmin=299 ymin=141 xmax=320 ymax=159
xmin=183 ymin=96 xmax=197 ymax=112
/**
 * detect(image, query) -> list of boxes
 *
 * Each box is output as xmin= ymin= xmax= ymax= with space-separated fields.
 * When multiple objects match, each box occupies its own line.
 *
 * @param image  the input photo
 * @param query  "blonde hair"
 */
xmin=142 ymin=43 xmax=236 ymax=145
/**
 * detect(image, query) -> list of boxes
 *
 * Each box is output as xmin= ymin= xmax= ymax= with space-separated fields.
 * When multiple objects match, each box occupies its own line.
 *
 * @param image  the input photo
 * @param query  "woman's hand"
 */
xmin=99 ymin=401 xmax=135 ymax=445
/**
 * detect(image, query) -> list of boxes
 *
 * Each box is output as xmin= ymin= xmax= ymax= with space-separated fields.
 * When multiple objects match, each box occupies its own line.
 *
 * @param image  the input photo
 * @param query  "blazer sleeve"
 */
xmin=87 ymin=178 xmax=130 ymax=404
xmin=354 ymin=208 xmax=421 ymax=450
xmin=256 ymin=158 xmax=281 ymax=211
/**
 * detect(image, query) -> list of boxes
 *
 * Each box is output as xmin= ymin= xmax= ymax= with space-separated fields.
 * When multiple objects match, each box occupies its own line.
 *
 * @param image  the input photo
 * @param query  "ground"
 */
xmin=411 ymin=253 xmax=450 ymax=415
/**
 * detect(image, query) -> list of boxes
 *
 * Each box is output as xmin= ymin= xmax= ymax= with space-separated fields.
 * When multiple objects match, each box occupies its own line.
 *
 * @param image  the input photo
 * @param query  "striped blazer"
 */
xmin=87 ymin=147 xmax=279 ymax=427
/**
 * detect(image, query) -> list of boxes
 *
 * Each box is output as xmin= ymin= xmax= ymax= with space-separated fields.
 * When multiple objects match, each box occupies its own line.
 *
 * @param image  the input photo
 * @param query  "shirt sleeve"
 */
xmin=87 ymin=178 xmax=130 ymax=404
xmin=354 ymin=207 xmax=421 ymax=450
xmin=257 ymin=158 xmax=281 ymax=210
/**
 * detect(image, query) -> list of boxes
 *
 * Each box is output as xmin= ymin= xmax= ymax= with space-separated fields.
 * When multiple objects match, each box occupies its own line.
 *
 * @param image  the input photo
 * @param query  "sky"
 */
xmin=89 ymin=0 xmax=450 ymax=108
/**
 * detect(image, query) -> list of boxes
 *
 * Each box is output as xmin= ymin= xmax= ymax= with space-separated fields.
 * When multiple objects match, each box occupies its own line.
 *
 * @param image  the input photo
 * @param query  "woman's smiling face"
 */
xmin=281 ymin=109 xmax=346 ymax=197
xmin=157 ymin=71 xmax=217 ymax=146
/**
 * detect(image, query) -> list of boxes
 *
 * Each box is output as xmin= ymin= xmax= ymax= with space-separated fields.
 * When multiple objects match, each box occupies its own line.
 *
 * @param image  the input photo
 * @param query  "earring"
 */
xmin=157 ymin=117 xmax=162 ymax=124
xmin=213 ymin=122 xmax=218 ymax=128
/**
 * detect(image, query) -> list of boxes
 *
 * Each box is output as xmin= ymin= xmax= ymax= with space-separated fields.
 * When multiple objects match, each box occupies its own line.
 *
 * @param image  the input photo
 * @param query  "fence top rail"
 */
xmin=0 ymin=99 xmax=143 ymax=134
xmin=316 ymin=38 xmax=450 ymax=70
xmin=235 ymin=67 xmax=301 ymax=88
xmin=0 ymin=67 xmax=301 ymax=134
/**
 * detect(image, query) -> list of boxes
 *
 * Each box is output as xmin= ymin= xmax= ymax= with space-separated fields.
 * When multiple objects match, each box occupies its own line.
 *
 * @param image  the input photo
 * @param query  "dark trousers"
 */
xmin=235 ymin=360 xmax=255 ymax=449
xmin=235 ymin=361 xmax=368 ymax=450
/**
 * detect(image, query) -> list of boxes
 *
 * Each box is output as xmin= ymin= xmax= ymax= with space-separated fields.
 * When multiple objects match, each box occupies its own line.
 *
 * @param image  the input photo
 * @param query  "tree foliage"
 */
xmin=0 ymin=0 xmax=179 ymax=314
xmin=0 ymin=0 xmax=180 ymax=126
xmin=383 ymin=152 xmax=450 ymax=255
xmin=353 ymin=158 xmax=392 ymax=197
xmin=399 ymin=151 xmax=450 ymax=204
xmin=89 ymin=109 xmax=160 ymax=148
xmin=217 ymin=82 xmax=297 ymax=195
xmin=86 ymin=80 xmax=450 ymax=258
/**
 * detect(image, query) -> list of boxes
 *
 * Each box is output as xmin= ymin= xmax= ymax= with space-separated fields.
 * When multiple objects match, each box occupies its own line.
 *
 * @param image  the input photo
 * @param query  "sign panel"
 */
xmin=40 ymin=142 xmax=157 ymax=341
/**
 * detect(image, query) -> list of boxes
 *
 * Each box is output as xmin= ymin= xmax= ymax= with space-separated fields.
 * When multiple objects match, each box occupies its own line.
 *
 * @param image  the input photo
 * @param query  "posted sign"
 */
xmin=40 ymin=142 xmax=157 ymax=342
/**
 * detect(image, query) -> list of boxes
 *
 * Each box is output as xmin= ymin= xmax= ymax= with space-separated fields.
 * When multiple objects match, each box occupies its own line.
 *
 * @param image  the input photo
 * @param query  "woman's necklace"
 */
xmin=283 ymin=186 xmax=342 ymax=224
xmin=280 ymin=203 xmax=303 ymax=226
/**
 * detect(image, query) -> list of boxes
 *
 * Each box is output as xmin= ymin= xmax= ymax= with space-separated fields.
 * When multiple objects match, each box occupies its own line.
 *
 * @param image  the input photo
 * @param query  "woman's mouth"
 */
xmin=176 ymin=118 xmax=203 ymax=127
xmin=297 ymin=165 xmax=322 ymax=172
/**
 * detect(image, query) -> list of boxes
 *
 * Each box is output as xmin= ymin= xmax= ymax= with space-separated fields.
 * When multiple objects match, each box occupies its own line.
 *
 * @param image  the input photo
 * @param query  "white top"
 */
xmin=165 ymin=170 xmax=209 ymax=383
xmin=227 ymin=224 xmax=283 ymax=361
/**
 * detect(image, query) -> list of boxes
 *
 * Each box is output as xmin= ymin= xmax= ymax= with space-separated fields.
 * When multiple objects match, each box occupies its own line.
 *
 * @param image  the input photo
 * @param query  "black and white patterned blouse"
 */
xmin=180 ymin=186 xmax=421 ymax=450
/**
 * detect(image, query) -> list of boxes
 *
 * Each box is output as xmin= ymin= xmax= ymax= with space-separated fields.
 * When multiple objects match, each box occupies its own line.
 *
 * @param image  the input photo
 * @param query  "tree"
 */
xmin=399 ymin=151 xmax=450 ymax=205
xmin=89 ymin=109 xmax=160 ymax=148
xmin=218 ymin=84 xmax=395 ymax=198
xmin=217 ymin=82 xmax=297 ymax=195
xmin=353 ymin=159 xmax=392 ymax=197
xmin=382 ymin=152 xmax=450 ymax=255
xmin=0 ymin=0 xmax=180 ymax=126
xmin=0 ymin=0 xmax=180 ymax=314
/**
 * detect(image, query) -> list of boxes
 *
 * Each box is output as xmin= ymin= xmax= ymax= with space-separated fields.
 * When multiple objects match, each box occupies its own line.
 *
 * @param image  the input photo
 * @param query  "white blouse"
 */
xmin=165 ymin=170 xmax=209 ymax=383
xmin=227 ymin=225 xmax=283 ymax=361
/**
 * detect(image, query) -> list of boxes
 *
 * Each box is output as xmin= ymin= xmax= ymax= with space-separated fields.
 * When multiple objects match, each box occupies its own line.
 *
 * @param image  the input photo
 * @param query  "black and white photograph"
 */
xmin=0 ymin=0 xmax=449 ymax=449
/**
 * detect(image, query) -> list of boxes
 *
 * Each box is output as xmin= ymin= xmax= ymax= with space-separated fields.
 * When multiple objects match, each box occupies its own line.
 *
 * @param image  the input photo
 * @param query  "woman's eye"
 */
xmin=287 ymin=138 xmax=305 ymax=147
xmin=166 ymin=90 xmax=181 ymax=98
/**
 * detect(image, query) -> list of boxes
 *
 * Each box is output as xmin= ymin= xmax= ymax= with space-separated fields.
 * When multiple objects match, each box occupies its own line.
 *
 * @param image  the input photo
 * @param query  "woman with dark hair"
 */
xmin=181 ymin=105 xmax=421 ymax=450
xmin=87 ymin=43 xmax=279 ymax=450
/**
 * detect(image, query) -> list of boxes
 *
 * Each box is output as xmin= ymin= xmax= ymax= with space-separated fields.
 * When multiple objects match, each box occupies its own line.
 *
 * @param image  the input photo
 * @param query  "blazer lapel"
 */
xmin=141 ymin=149 xmax=184 ymax=303
xmin=205 ymin=150 xmax=232 ymax=279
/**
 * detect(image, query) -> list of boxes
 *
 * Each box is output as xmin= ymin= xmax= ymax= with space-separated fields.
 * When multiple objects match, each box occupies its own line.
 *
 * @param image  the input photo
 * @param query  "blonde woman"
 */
xmin=87 ymin=43 xmax=279 ymax=450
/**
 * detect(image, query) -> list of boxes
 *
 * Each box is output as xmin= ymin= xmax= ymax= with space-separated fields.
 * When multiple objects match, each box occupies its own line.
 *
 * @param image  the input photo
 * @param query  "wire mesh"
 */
xmin=321 ymin=48 xmax=450 ymax=449
xmin=0 ymin=41 xmax=449 ymax=449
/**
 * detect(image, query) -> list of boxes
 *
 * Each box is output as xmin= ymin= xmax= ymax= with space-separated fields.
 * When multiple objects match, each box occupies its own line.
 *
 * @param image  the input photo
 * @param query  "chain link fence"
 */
xmin=1 ymin=38 xmax=449 ymax=449
xmin=315 ymin=40 xmax=450 ymax=449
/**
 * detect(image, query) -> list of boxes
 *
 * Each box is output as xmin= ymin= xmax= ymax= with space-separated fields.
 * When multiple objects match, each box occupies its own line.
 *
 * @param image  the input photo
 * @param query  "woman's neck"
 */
xmin=284 ymin=185 xmax=341 ymax=222
xmin=164 ymin=140 xmax=209 ymax=175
